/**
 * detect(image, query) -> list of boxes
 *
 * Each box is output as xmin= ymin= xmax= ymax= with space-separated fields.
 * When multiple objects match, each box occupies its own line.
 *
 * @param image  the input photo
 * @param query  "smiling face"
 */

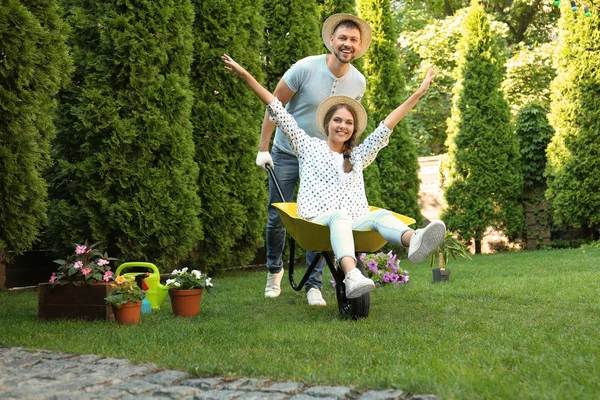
xmin=324 ymin=105 xmax=357 ymax=149
xmin=329 ymin=25 xmax=362 ymax=64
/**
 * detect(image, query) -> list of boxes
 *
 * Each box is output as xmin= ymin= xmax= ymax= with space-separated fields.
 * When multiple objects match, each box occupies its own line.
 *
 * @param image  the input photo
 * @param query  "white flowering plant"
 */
xmin=165 ymin=268 xmax=215 ymax=296
xmin=361 ymin=251 xmax=409 ymax=287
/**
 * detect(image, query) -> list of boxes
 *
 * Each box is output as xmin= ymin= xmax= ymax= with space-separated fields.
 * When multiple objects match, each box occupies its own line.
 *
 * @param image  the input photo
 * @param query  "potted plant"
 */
xmin=165 ymin=268 xmax=215 ymax=317
xmin=104 ymin=275 xmax=146 ymax=324
xmin=359 ymin=251 xmax=409 ymax=287
xmin=38 ymin=241 xmax=118 ymax=321
xmin=429 ymin=231 xmax=471 ymax=282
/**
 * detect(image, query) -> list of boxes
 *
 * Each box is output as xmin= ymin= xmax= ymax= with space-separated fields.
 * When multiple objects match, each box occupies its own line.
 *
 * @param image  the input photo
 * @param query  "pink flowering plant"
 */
xmin=361 ymin=251 xmax=409 ymax=287
xmin=49 ymin=241 xmax=117 ymax=286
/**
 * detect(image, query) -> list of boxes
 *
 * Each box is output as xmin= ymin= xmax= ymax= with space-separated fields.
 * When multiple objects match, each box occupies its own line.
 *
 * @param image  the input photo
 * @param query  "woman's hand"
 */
xmin=383 ymin=68 xmax=437 ymax=130
xmin=221 ymin=53 xmax=275 ymax=106
xmin=417 ymin=68 xmax=436 ymax=95
xmin=222 ymin=54 xmax=247 ymax=78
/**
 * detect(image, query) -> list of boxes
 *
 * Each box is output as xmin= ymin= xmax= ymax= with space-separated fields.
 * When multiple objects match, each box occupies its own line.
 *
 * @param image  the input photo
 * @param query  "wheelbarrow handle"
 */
xmin=266 ymin=165 xmax=286 ymax=203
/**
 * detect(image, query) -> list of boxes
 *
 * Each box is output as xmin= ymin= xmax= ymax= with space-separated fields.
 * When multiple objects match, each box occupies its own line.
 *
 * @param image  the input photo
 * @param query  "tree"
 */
xmin=359 ymin=0 xmax=423 ymax=225
xmin=442 ymin=0 xmax=523 ymax=253
xmin=263 ymin=0 xmax=321 ymax=89
xmin=546 ymin=3 xmax=600 ymax=238
xmin=398 ymin=10 xmax=467 ymax=155
xmin=395 ymin=0 xmax=560 ymax=157
xmin=0 ymin=0 xmax=70 ymax=256
xmin=393 ymin=0 xmax=560 ymax=45
xmin=502 ymin=43 xmax=555 ymax=116
xmin=191 ymin=0 xmax=268 ymax=273
xmin=48 ymin=0 xmax=202 ymax=267
xmin=319 ymin=0 xmax=357 ymax=19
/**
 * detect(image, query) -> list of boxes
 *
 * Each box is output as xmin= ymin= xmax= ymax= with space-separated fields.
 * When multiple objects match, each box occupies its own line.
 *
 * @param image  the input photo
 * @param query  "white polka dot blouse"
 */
xmin=267 ymin=98 xmax=392 ymax=221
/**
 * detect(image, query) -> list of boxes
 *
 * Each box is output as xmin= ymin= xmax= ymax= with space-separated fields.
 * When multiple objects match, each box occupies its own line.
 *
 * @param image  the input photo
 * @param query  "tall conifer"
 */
xmin=320 ymin=0 xmax=357 ymax=20
xmin=263 ymin=0 xmax=321 ymax=89
xmin=48 ymin=0 xmax=202 ymax=266
xmin=442 ymin=0 xmax=523 ymax=253
xmin=0 ymin=0 xmax=70 ymax=255
xmin=546 ymin=4 xmax=600 ymax=236
xmin=191 ymin=0 xmax=268 ymax=272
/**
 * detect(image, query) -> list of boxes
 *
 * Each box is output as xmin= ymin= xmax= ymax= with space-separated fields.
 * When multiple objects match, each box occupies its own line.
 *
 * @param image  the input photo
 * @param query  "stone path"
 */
xmin=0 ymin=347 xmax=440 ymax=400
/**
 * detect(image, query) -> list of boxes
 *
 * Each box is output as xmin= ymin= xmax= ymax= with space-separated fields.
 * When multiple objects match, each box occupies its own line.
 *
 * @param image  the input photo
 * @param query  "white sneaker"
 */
xmin=307 ymin=288 xmax=327 ymax=306
xmin=408 ymin=220 xmax=446 ymax=264
xmin=265 ymin=269 xmax=284 ymax=298
xmin=343 ymin=269 xmax=375 ymax=299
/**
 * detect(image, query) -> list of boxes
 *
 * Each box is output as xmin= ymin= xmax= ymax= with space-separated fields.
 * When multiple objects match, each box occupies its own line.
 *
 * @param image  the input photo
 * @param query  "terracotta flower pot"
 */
xmin=169 ymin=288 xmax=203 ymax=317
xmin=112 ymin=301 xmax=142 ymax=325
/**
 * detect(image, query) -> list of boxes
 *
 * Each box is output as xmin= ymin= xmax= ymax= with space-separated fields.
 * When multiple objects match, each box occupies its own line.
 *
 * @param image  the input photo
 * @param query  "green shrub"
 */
xmin=48 ymin=0 xmax=202 ymax=268
xmin=190 ymin=0 xmax=268 ymax=273
xmin=0 ymin=0 xmax=71 ymax=255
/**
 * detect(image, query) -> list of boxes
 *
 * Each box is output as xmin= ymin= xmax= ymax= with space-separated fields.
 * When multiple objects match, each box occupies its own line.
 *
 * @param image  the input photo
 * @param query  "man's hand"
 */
xmin=256 ymin=151 xmax=274 ymax=171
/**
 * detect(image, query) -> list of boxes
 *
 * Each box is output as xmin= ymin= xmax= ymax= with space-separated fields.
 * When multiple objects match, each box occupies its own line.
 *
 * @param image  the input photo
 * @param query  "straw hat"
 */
xmin=322 ymin=14 xmax=372 ymax=60
xmin=316 ymin=95 xmax=368 ymax=137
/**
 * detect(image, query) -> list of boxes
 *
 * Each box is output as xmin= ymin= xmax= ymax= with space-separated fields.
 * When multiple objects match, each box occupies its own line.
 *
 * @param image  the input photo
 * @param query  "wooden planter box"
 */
xmin=38 ymin=283 xmax=115 ymax=321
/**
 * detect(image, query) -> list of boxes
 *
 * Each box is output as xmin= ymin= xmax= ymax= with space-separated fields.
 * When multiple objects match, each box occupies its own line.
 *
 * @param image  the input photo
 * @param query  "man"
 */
xmin=257 ymin=14 xmax=372 ymax=306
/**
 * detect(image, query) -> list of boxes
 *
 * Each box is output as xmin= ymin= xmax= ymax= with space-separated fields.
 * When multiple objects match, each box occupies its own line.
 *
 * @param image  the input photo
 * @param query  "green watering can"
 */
xmin=115 ymin=262 xmax=169 ymax=310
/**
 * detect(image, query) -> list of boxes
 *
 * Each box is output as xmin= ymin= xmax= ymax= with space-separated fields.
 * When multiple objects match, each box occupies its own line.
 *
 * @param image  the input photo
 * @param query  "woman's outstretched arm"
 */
xmin=383 ymin=69 xmax=436 ymax=130
xmin=222 ymin=54 xmax=274 ymax=105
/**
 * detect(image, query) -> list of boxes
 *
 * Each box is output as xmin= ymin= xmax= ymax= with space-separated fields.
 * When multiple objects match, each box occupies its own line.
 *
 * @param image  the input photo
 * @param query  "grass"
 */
xmin=1 ymin=247 xmax=599 ymax=399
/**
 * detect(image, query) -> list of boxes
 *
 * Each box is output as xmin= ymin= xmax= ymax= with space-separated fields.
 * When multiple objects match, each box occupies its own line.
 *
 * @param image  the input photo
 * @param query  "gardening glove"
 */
xmin=256 ymin=151 xmax=274 ymax=171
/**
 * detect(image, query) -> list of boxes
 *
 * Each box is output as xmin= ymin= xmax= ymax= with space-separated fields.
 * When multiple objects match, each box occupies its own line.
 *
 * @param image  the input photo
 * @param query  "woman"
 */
xmin=222 ymin=54 xmax=445 ymax=299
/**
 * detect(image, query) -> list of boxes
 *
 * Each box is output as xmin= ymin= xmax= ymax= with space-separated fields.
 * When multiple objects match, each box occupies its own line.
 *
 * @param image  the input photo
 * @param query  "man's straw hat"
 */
xmin=322 ymin=14 xmax=372 ymax=60
xmin=316 ymin=95 xmax=368 ymax=137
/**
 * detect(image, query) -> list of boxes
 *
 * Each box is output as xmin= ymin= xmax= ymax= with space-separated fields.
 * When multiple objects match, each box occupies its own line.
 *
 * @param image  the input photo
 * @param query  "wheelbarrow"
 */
xmin=266 ymin=166 xmax=415 ymax=319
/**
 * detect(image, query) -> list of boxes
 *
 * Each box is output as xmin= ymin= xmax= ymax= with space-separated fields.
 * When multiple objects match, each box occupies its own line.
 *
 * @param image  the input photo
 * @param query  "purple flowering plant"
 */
xmin=49 ymin=240 xmax=117 ymax=286
xmin=361 ymin=251 xmax=409 ymax=287
xmin=331 ymin=251 xmax=409 ymax=287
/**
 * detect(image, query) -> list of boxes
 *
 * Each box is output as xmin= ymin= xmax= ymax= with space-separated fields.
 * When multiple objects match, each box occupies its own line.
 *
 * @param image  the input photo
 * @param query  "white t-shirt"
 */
xmin=332 ymin=152 xmax=353 ymax=182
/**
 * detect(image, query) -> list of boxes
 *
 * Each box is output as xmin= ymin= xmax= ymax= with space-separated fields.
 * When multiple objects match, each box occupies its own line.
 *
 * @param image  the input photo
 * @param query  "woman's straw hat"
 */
xmin=316 ymin=95 xmax=368 ymax=137
xmin=322 ymin=14 xmax=372 ymax=60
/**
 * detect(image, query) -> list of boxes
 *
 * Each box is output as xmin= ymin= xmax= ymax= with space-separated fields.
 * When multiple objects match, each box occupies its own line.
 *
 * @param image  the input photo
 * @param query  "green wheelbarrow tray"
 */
xmin=115 ymin=262 xmax=169 ymax=310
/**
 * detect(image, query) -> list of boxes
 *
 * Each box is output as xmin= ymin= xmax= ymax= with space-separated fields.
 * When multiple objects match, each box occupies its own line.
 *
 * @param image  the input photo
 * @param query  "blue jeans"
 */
xmin=267 ymin=148 xmax=326 ymax=291
xmin=310 ymin=209 xmax=412 ymax=262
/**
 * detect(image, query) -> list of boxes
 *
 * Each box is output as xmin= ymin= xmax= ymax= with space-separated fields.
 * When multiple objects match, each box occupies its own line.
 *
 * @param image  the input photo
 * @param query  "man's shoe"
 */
xmin=307 ymin=288 xmax=327 ymax=306
xmin=408 ymin=220 xmax=446 ymax=264
xmin=265 ymin=269 xmax=284 ymax=298
xmin=343 ymin=269 xmax=375 ymax=299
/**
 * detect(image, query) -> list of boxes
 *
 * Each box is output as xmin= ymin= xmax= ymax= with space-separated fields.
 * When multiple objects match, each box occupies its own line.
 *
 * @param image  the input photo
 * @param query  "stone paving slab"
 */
xmin=0 ymin=347 xmax=440 ymax=400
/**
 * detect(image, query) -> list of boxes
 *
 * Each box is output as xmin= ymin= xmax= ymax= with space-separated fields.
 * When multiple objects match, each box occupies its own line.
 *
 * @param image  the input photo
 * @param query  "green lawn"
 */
xmin=1 ymin=248 xmax=599 ymax=399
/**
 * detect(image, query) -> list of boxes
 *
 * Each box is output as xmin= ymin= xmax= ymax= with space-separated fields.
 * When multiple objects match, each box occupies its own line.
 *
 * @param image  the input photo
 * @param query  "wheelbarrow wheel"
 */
xmin=336 ymin=258 xmax=370 ymax=320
